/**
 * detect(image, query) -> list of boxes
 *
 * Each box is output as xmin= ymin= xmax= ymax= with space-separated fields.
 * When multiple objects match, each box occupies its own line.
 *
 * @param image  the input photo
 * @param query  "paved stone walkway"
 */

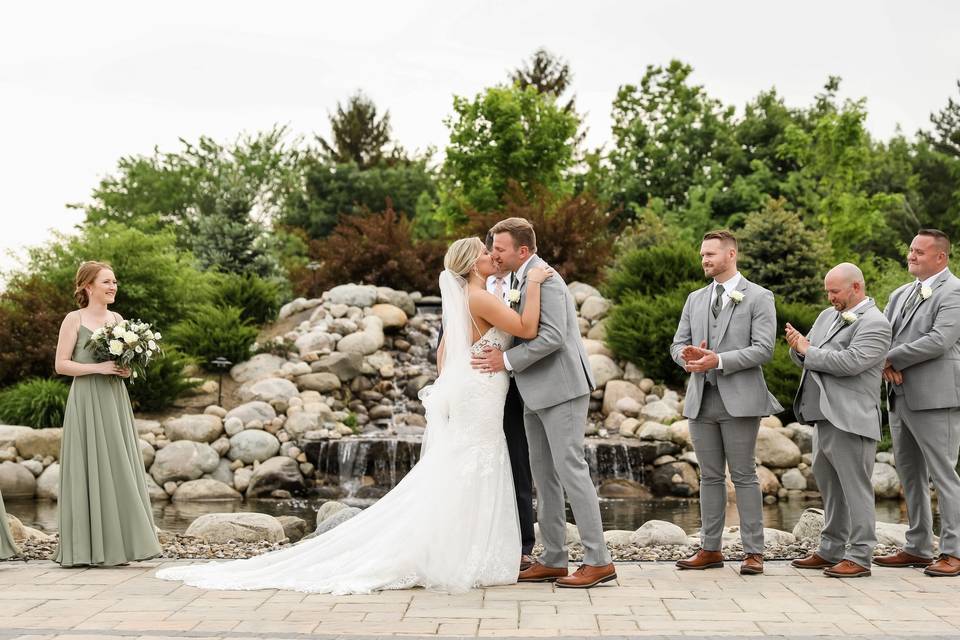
xmin=0 ymin=559 xmax=958 ymax=639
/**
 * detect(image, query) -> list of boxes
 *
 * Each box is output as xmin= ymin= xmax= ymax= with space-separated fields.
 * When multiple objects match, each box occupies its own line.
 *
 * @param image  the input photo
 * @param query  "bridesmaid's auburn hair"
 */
xmin=74 ymin=261 xmax=113 ymax=308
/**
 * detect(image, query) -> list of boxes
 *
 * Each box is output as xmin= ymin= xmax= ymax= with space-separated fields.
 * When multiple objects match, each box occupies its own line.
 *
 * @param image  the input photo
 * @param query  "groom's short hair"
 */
xmin=491 ymin=217 xmax=537 ymax=253
xmin=702 ymin=229 xmax=738 ymax=251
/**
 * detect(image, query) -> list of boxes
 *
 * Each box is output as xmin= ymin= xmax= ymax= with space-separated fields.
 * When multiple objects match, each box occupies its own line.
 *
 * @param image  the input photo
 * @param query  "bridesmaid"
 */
xmin=53 ymin=261 xmax=161 ymax=567
xmin=1 ymin=488 xmax=22 ymax=560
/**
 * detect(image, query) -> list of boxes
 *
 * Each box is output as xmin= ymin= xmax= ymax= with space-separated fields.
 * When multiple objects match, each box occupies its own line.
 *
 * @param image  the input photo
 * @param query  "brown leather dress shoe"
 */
xmin=519 ymin=555 xmax=535 ymax=572
xmin=924 ymin=554 xmax=960 ymax=577
xmin=873 ymin=550 xmax=934 ymax=568
xmin=823 ymin=559 xmax=871 ymax=578
xmin=676 ymin=549 xmax=724 ymax=570
xmin=740 ymin=553 xmax=763 ymax=575
xmin=518 ymin=561 xmax=568 ymax=582
xmin=556 ymin=563 xmax=617 ymax=588
xmin=791 ymin=553 xmax=834 ymax=570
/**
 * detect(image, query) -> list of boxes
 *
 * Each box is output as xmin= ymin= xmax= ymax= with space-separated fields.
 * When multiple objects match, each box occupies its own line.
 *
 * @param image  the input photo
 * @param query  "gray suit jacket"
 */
xmin=670 ymin=276 xmax=782 ymax=419
xmin=884 ymin=269 xmax=960 ymax=411
xmin=790 ymin=300 xmax=892 ymax=440
xmin=505 ymin=255 xmax=596 ymax=411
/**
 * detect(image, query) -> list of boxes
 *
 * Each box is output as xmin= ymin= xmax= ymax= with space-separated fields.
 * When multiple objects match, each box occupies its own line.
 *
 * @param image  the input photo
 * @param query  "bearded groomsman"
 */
xmin=670 ymin=230 xmax=782 ymax=575
xmin=874 ymin=229 xmax=960 ymax=577
xmin=787 ymin=264 xmax=892 ymax=578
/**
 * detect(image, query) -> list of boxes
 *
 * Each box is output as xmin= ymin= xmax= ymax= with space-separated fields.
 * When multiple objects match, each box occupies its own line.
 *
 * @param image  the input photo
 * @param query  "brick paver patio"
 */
xmin=1 ymin=560 xmax=958 ymax=639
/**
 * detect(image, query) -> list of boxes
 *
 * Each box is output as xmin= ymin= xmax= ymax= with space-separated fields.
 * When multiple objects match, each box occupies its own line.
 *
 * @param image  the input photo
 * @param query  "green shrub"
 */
xmin=602 ymin=242 xmax=702 ymax=303
xmin=0 ymin=378 xmax=70 ymax=428
xmin=126 ymin=348 xmax=202 ymax=412
xmin=169 ymin=305 xmax=258 ymax=369
xmin=0 ymin=274 xmax=74 ymax=387
xmin=605 ymin=283 xmax=701 ymax=388
xmin=209 ymin=272 xmax=283 ymax=325
xmin=775 ymin=300 xmax=823 ymax=336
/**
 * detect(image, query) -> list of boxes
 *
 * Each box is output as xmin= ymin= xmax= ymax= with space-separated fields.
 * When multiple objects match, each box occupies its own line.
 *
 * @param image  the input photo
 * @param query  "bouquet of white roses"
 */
xmin=84 ymin=319 xmax=162 ymax=382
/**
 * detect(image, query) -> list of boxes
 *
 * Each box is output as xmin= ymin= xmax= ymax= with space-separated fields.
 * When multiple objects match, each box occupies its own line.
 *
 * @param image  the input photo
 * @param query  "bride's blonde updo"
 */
xmin=443 ymin=237 xmax=484 ymax=277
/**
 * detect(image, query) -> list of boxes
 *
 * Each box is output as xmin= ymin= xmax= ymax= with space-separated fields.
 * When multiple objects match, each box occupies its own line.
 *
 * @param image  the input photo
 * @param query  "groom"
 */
xmin=472 ymin=217 xmax=615 ymax=588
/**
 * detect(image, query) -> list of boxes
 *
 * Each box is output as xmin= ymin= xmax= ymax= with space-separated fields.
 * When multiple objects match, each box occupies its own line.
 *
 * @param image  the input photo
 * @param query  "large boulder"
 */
xmin=173 ymin=479 xmax=242 ymax=501
xmin=185 ymin=512 xmax=286 ymax=543
xmin=163 ymin=414 xmax=224 ymax=443
xmin=295 ymin=330 xmax=334 ymax=357
xmin=207 ymin=457 xmax=235 ymax=486
xmin=534 ymin=521 xmax=581 ymax=546
xmin=582 ymin=339 xmax=614 ymax=358
xmin=780 ymin=468 xmax=807 ymax=491
xmin=601 ymin=380 xmax=645 ymax=416
xmin=586 ymin=319 xmax=607 ymax=341
xmin=875 ymin=521 xmax=912 ymax=547
xmin=36 ymin=462 xmax=60 ymax=500
xmin=296 ymin=372 xmax=341 ymax=393
xmin=667 ymin=420 xmax=691 ymax=447
xmin=134 ymin=419 xmax=163 ymax=437
xmin=0 ymin=425 xmax=33 ymax=449
xmin=756 ymin=465 xmax=781 ymax=495
xmin=789 ymin=423 xmax=815 ymax=454
xmin=755 ymin=426 xmax=802 ymax=468
xmin=230 ymin=353 xmax=287 ymax=383
xmin=376 ymin=287 xmax=416 ymax=317
xmin=568 ymin=282 xmax=602 ymax=306
xmin=315 ymin=500 xmax=349 ymax=527
xmin=641 ymin=400 xmax=681 ymax=424
xmin=336 ymin=316 xmax=385 ymax=356
xmin=140 ymin=439 xmax=155 ymax=469
xmin=650 ymin=461 xmax=699 ymax=497
xmin=225 ymin=401 xmax=277 ymax=425
xmin=310 ymin=352 xmax=363 ymax=382
xmin=283 ymin=412 xmax=323 ymax=440
xmin=369 ymin=304 xmax=407 ymax=330
xmin=6 ymin=513 xmax=54 ymax=543
xmin=327 ymin=284 xmax=378 ymax=308
xmin=630 ymin=520 xmax=689 ymax=546
xmin=313 ymin=506 xmax=361 ymax=536
xmin=872 ymin=462 xmax=901 ymax=499
xmin=0 ymin=461 xmax=36 ymax=498
xmin=228 ymin=431 xmax=281 ymax=464
xmin=588 ymin=354 xmax=622 ymax=388
xmin=150 ymin=440 xmax=220 ymax=485
xmin=144 ymin=475 xmax=169 ymax=501
xmin=238 ymin=377 xmax=300 ymax=404
xmin=792 ymin=508 xmax=825 ymax=541
xmin=580 ymin=296 xmax=611 ymax=321
xmin=277 ymin=515 xmax=309 ymax=543
xmin=14 ymin=428 xmax=62 ymax=459
xmin=278 ymin=297 xmax=322 ymax=320
xmin=245 ymin=456 xmax=305 ymax=498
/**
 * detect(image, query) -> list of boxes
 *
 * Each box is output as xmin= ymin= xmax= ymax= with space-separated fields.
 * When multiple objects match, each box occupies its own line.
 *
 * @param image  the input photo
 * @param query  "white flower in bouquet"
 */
xmin=108 ymin=340 xmax=124 ymax=356
xmin=147 ymin=339 xmax=157 ymax=350
xmin=85 ymin=317 xmax=164 ymax=384
xmin=123 ymin=330 xmax=139 ymax=344
xmin=135 ymin=346 xmax=143 ymax=354
xmin=154 ymin=332 xmax=162 ymax=340
xmin=112 ymin=325 xmax=125 ymax=338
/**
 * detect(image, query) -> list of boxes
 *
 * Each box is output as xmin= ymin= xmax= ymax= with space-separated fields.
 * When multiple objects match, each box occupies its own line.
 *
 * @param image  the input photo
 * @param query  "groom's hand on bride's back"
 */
xmin=471 ymin=346 xmax=505 ymax=373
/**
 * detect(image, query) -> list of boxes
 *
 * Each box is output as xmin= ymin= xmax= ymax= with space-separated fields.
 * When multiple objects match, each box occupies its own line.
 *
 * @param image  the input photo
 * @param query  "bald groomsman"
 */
xmin=874 ymin=229 xmax=960 ymax=577
xmin=787 ymin=264 xmax=892 ymax=578
xmin=671 ymin=230 xmax=782 ymax=576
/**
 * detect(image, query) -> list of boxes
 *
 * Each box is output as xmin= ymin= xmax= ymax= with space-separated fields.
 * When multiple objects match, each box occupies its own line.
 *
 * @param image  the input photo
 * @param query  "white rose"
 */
xmin=135 ymin=346 xmax=143 ymax=354
xmin=507 ymin=289 xmax=521 ymax=303
xmin=147 ymin=340 xmax=157 ymax=350
xmin=841 ymin=311 xmax=858 ymax=325
xmin=729 ymin=291 xmax=745 ymax=304
xmin=108 ymin=340 xmax=124 ymax=356
xmin=920 ymin=285 xmax=933 ymax=300
xmin=112 ymin=326 xmax=125 ymax=338
xmin=154 ymin=332 xmax=162 ymax=340
xmin=123 ymin=331 xmax=139 ymax=344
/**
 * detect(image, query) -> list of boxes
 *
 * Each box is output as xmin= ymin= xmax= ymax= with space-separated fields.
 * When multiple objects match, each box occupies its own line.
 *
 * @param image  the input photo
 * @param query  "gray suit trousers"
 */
xmin=688 ymin=386 xmax=764 ymax=554
xmin=812 ymin=421 xmax=877 ymax=567
xmin=524 ymin=393 xmax=611 ymax=567
xmin=889 ymin=396 xmax=960 ymax=558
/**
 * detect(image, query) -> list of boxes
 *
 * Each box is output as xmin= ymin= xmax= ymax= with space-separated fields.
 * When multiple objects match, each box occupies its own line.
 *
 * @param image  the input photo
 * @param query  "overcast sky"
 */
xmin=2 ymin=1 xmax=958 ymax=279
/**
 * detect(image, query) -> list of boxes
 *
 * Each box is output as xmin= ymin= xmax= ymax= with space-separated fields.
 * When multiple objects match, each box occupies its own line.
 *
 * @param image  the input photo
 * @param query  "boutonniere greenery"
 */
xmin=841 ymin=311 xmax=858 ymax=325
xmin=507 ymin=289 xmax=521 ymax=304
xmin=920 ymin=285 xmax=933 ymax=300
xmin=729 ymin=291 xmax=745 ymax=304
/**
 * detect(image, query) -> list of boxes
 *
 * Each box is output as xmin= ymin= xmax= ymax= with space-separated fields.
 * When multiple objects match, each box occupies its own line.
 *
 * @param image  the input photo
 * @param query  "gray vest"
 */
xmin=705 ymin=301 xmax=720 ymax=386
xmin=798 ymin=375 xmax=825 ymax=423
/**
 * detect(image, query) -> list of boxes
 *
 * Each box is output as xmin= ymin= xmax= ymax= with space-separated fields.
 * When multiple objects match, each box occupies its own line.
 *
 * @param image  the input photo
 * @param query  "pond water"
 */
xmin=6 ymin=495 xmax=923 ymax=537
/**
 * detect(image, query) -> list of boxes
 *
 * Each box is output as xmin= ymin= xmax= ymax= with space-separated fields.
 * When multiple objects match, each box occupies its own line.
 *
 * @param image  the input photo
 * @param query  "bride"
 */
xmin=156 ymin=237 xmax=554 ymax=594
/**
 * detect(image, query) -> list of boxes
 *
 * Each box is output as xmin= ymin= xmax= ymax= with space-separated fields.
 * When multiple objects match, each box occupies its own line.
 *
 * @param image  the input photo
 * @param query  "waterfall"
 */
xmin=387 ymin=439 xmax=398 ymax=488
xmin=620 ymin=444 xmax=634 ymax=482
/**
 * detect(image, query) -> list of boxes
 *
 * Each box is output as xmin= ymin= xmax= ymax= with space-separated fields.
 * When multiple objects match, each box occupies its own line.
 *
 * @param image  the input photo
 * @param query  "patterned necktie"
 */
xmin=900 ymin=282 xmax=922 ymax=319
xmin=711 ymin=283 xmax=725 ymax=318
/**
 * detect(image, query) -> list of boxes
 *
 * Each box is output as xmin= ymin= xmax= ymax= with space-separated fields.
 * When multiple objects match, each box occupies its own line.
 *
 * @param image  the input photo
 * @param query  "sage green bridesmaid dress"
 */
xmin=54 ymin=321 xmax=161 ymax=566
xmin=0 ymin=489 xmax=21 ymax=560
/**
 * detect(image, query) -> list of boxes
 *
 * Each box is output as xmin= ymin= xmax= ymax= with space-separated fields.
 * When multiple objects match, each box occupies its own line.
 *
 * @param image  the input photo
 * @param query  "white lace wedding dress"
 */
xmin=156 ymin=321 xmax=520 ymax=594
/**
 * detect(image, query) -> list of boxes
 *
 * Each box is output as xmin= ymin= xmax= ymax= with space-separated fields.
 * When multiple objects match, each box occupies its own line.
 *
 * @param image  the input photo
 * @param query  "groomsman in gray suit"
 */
xmin=670 ymin=230 xmax=783 ymax=575
xmin=874 ymin=229 xmax=960 ymax=577
xmin=787 ymin=264 xmax=892 ymax=578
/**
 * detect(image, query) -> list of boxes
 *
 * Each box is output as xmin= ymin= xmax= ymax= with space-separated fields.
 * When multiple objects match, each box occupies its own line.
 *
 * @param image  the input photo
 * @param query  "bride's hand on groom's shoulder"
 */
xmin=527 ymin=266 xmax=555 ymax=284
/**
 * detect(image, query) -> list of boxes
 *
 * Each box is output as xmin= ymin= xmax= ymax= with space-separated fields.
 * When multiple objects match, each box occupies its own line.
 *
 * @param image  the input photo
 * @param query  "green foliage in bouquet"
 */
xmin=209 ymin=272 xmax=283 ymax=326
xmin=125 ymin=348 xmax=201 ymax=412
xmin=0 ymin=378 xmax=70 ymax=429
xmin=605 ymin=283 xmax=701 ymax=388
xmin=170 ymin=304 xmax=258 ymax=369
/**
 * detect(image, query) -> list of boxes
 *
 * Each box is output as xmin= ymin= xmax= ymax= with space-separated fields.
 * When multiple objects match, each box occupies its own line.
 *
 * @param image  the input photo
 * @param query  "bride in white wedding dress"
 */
xmin=156 ymin=237 xmax=553 ymax=594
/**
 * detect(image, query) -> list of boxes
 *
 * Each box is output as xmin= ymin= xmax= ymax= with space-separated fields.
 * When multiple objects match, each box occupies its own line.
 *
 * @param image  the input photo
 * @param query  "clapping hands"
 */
xmin=680 ymin=340 xmax=719 ymax=373
xmin=784 ymin=323 xmax=810 ymax=355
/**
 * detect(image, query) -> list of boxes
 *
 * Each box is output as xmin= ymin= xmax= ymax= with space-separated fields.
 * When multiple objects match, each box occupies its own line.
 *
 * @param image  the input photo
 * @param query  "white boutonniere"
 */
xmin=920 ymin=285 xmax=933 ymax=300
xmin=841 ymin=311 xmax=858 ymax=325
xmin=507 ymin=289 xmax=521 ymax=304
xmin=728 ymin=291 xmax=744 ymax=304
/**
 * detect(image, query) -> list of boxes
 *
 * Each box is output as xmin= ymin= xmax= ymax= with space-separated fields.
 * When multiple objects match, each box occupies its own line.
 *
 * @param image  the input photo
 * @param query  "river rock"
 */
xmin=278 ymin=297 xmax=321 ymax=320
xmin=780 ymin=468 xmax=807 ymax=490
xmin=638 ymin=421 xmax=670 ymax=441
xmin=764 ymin=527 xmax=797 ymax=546
xmin=310 ymin=352 xmax=363 ymax=381
xmin=295 ymin=330 xmax=334 ymax=357
xmin=875 ymin=521 xmax=911 ymax=547
xmin=580 ymin=296 xmax=611 ymax=321
xmin=586 ymin=319 xmax=607 ymax=341
xmin=872 ymin=462 xmax=901 ymax=498
xmin=231 ymin=353 xmax=287 ymax=383
xmin=583 ymin=339 xmax=614 ymax=358
xmin=603 ymin=529 xmax=635 ymax=546
xmin=755 ymin=426 xmax=802 ymax=468
xmin=792 ymin=508 xmax=825 ymax=540
xmin=650 ymin=461 xmax=699 ymax=497
xmin=140 ymin=439 xmax=155 ymax=469
xmin=618 ymin=418 xmax=641 ymax=438
xmin=876 ymin=451 xmax=895 ymax=465
xmin=185 ymin=512 xmax=286 ymax=543
xmin=315 ymin=500 xmax=349 ymax=527
xmin=297 ymin=372 xmax=341 ymax=392
xmin=0 ymin=425 xmax=32 ymax=449
xmin=225 ymin=401 xmax=277 ymax=426
xmin=6 ymin=513 xmax=54 ymax=543
xmin=173 ymin=478 xmax=242 ymax=501
xmin=0 ymin=461 xmax=36 ymax=498
xmin=668 ymin=420 xmax=691 ymax=447
xmin=20 ymin=460 xmax=42 ymax=476
xmin=145 ymin=475 xmax=168 ymax=501
xmin=760 ymin=415 xmax=783 ymax=429
xmin=337 ymin=317 xmax=385 ymax=356
xmin=239 ymin=377 xmax=300 ymax=404
xmin=163 ymin=414 xmax=224 ymax=443
xmin=369 ymin=304 xmax=407 ymax=330
xmin=602 ymin=380 xmax=645 ymax=416
xmin=277 ymin=515 xmax=309 ymax=543
xmin=14 ymin=428 xmax=62 ymax=459
xmin=534 ymin=522 xmax=580 ymax=546
xmin=36 ymin=462 xmax=59 ymax=500
xmin=568 ymin=282 xmax=602 ymax=306
xmin=150 ymin=441 xmax=220 ymax=485
xmin=589 ymin=354 xmax=622 ymax=388
xmin=375 ymin=286 xmax=415 ymax=316
xmin=228 ymin=430 xmax=281 ymax=464
xmin=756 ymin=465 xmax=781 ymax=495
xmin=233 ymin=467 xmax=253 ymax=493
xmin=641 ymin=400 xmax=681 ymax=423
xmin=789 ymin=423 xmax=814 ymax=454
xmin=328 ymin=284 xmax=378 ymax=308
xmin=313 ymin=506 xmax=360 ymax=536
xmin=246 ymin=456 xmax=305 ymax=498
xmin=630 ymin=520 xmax=688 ymax=546
xmin=614 ymin=397 xmax=642 ymax=418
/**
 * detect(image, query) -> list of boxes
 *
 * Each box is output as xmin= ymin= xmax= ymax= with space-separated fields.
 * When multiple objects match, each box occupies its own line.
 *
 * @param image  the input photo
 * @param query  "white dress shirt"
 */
xmin=486 ymin=274 xmax=511 ymax=306
xmin=919 ymin=266 xmax=950 ymax=289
